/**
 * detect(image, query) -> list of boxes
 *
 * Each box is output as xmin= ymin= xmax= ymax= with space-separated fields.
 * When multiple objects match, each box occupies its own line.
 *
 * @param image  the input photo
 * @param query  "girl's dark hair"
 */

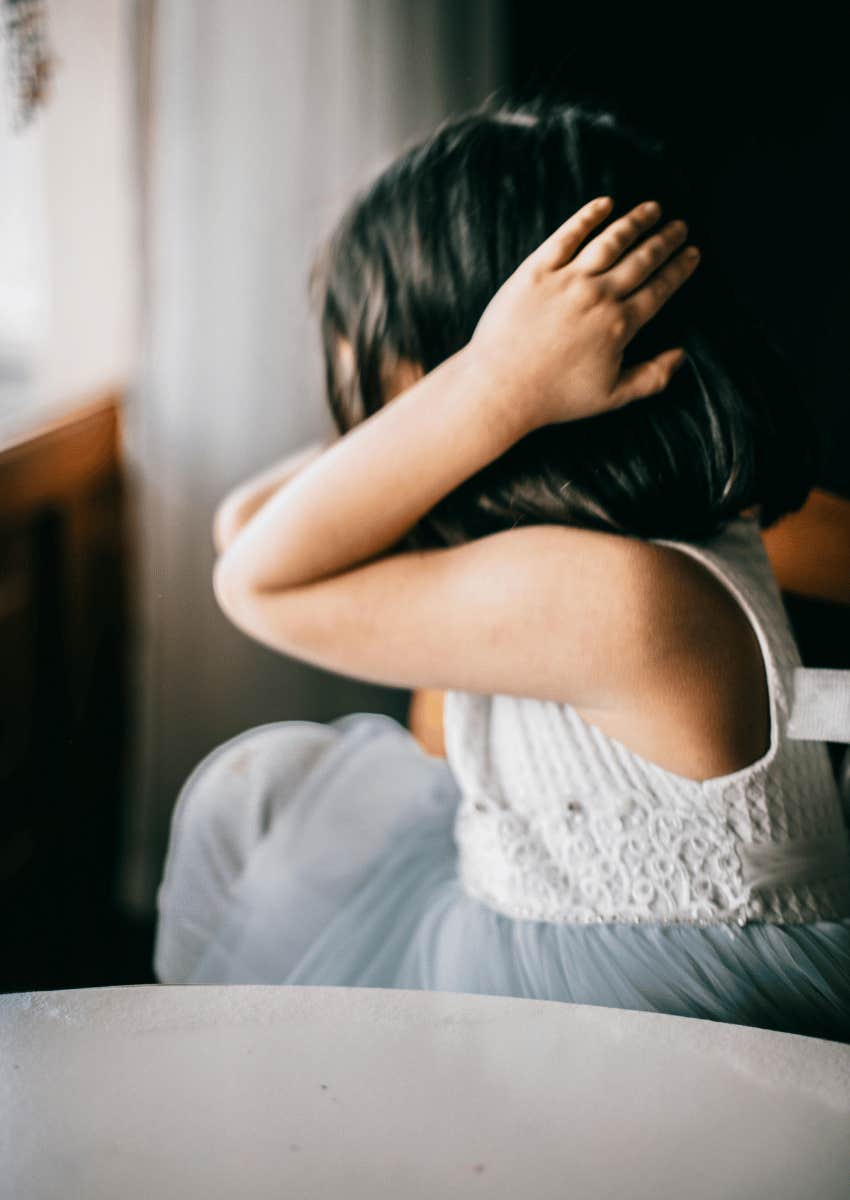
xmin=308 ymin=94 xmax=819 ymax=549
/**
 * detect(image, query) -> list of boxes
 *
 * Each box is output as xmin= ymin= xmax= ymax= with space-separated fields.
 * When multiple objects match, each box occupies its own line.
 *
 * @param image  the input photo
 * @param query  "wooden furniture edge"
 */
xmin=0 ymin=389 xmax=123 ymax=520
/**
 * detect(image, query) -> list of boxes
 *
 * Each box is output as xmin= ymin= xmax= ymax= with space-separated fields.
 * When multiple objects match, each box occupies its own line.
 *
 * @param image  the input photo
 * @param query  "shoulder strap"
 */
xmin=781 ymin=666 xmax=850 ymax=744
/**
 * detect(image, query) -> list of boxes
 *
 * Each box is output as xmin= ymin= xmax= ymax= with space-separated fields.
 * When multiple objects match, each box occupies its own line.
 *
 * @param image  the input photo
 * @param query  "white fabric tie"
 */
xmin=782 ymin=666 xmax=850 ymax=743
xmin=738 ymin=829 xmax=850 ymax=890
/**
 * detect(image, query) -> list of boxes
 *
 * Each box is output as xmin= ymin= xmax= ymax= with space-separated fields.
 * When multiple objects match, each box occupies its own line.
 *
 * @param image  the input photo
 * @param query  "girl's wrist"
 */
xmin=458 ymin=344 xmax=542 ymax=446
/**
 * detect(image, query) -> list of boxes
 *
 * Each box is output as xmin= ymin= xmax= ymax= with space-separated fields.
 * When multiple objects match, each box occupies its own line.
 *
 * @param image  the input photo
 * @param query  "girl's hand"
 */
xmin=468 ymin=196 xmax=701 ymax=432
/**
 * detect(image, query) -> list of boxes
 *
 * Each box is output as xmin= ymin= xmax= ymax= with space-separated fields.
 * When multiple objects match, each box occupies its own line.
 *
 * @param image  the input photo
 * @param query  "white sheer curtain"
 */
xmin=119 ymin=0 xmax=508 ymax=916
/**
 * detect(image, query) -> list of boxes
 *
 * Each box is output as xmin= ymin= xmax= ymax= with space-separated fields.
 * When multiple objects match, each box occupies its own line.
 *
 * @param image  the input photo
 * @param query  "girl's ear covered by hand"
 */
xmin=468 ymin=196 xmax=700 ymax=432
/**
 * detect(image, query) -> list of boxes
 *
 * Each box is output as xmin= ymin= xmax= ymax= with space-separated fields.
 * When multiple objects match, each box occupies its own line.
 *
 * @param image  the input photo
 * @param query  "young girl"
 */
xmin=153 ymin=97 xmax=850 ymax=1041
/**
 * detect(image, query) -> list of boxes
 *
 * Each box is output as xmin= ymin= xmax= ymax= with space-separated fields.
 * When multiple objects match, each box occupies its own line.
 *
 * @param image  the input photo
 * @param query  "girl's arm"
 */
xmin=212 ymin=437 xmax=338 ymax=555
xmin=214 ymin=347 xmax=522 ymax=595
xmin=213 ymin=198 xmax=704 ymax=710
xmin=215 ymin=197 xmax=696 ymax=598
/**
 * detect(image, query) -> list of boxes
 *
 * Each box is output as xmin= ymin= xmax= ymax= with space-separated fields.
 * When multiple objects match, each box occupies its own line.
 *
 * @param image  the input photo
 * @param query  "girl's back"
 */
xmin=445 ymin=513 xmax=850 ymax=927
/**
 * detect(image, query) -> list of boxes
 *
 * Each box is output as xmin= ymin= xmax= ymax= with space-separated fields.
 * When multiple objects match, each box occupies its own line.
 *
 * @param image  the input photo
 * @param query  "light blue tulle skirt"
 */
xmin=153 ymin=712 xmax=850 ymax=1042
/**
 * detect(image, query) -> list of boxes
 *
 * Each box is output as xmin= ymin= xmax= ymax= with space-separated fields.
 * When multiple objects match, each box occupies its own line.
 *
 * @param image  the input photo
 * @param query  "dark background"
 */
xmin=508 ymin=9 xmax=849 ymax=498
xmin=3 ymin=9 xmax=847 ymax=994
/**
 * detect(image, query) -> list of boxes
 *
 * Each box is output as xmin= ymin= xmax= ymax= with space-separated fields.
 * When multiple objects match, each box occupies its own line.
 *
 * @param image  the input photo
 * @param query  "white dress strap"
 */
xmin=781 ymin=666 xmax=850 ymax=743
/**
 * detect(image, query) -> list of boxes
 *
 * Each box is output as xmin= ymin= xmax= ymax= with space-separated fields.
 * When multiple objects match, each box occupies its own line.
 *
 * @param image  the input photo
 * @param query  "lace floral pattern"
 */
xmin=451 ymin=782 xmax=850 ymax=926
xmin=443 ymin=518 xmax=850 ymax=927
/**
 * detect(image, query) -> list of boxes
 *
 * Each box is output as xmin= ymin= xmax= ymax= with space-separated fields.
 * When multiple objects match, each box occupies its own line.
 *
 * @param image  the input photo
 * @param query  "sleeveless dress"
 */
xmin=152 ymin=514 xmax=850 ymax=1041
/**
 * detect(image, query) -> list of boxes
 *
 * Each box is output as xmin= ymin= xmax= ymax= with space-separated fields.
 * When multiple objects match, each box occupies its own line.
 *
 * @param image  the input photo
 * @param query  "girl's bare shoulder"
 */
xmin=574 ymin=534 xmax=772 ymax=782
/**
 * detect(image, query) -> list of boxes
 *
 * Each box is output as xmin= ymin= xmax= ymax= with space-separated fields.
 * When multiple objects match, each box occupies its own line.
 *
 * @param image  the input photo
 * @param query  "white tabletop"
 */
xmin=2 ymin=984 xmax=848 ymax=1199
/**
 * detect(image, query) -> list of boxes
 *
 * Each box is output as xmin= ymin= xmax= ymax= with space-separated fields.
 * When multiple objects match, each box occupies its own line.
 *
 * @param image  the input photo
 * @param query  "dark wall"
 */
xmin=506 ymin=9 xmax=849 ymax=498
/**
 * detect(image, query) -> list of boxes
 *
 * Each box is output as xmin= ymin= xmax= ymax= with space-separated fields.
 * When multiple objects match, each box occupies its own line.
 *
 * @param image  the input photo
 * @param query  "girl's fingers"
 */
xmin=606 ymin=219 xmax=689 ymax=296
xmin=530 ymin=196 xmax=614 ymax=272
xmin=610 ymin=347 xmax=687 ymax=409
xmin=571 ymin=200 xmax=663 ymax=274
xmin=621 ymin=245 xmax=701 ymax=336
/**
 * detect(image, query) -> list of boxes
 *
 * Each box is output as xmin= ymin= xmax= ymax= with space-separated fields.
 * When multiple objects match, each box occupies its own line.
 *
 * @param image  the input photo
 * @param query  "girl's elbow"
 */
xmin=211 ymin=559 xmax=306 ymax=658
xmin=212 ymin=554 xmax=252 ymax=625
xmin=212 ymin=498 xmax=244 ymax=555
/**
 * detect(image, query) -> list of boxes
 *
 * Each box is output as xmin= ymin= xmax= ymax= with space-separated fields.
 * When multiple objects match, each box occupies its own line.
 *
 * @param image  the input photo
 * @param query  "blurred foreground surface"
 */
xmin=2 ymin=983 xmax=849 ymax=1199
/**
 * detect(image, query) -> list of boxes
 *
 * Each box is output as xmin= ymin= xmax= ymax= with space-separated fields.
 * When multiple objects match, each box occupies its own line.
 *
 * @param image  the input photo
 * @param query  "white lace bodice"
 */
xmin=443 ymin=515 xmax=850 ymax=927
